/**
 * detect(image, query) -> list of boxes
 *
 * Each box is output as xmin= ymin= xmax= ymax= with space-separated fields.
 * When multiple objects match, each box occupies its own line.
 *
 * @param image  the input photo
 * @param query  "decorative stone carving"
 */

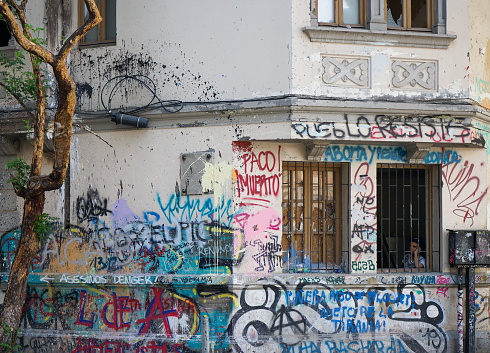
xmin=322 ymin=56 xmax=370 ymax=87
xmin=391 ymin=60 xmax=437 ymax=90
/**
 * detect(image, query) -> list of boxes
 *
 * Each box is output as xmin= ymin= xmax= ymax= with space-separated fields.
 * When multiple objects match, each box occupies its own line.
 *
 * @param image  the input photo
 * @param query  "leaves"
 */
xmin=0 ymin=323 xmax=21 ymax=352
xmin=33 ymin=213 xmax=59 ymax=243
xmin=5 ymin=157 xmax=29 ymax=194
xmin=0 ymin=22 xmax=47 ymax=105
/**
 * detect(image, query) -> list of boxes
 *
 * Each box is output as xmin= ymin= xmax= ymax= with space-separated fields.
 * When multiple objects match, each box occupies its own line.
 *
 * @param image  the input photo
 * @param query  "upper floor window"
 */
xmin=317 ymin=0 xmax=433 ymax=30
xmin=79 ymin=0 xmax=116 ymax=46
xmin=387 ymin=0 xmax=432 ymax=30
xmin=317 ymin=0 xmax=366 ymax=27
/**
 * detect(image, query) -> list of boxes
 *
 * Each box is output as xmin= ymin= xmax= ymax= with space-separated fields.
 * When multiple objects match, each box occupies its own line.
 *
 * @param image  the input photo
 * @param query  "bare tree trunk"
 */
xmin=0 ymin=193 xmax=44 ymax=348
xmin=0 ymin=2 xmax=101 ymax=350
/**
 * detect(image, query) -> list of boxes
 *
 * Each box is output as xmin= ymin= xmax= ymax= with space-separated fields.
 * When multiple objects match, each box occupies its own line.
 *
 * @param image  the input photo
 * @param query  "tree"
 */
xmin=0 ymin=1 xmax=101 ymax=348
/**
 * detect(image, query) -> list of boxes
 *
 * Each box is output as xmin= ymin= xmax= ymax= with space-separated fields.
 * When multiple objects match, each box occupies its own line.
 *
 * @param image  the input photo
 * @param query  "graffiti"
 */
xmin=76 ymin=188 xmax=111 ymax=221
xmin=292 ymin=115 xmax=471 ymax=143
xmin=19 ymin=283 xmax=236 ymax=352
xmin=155 ymin=193 xmax=234 ymax=228
xmin=235 ymin=146 xmax=282 ymax=199
xmin=228 ymin=279 xmax=447 ymax=353
xmin=233 ymin=142 xmax=284 ymax=273
xmin=422 ymin=150 xmax=461 ymax=164
xmin=71 ymin=338 xmax=183 ymax=353
xmin=252 ymin=235 xmax=282 ymax=272
xmin=475 ymin=76 xmax=490 ymax=109
xmin=351 ymin=163 xmax=376 ymax=271
xmin=442 ymin=158 xmax=488 ymax=225
xmin=351 ymin=260 xmax=375 ymax=272
xmin=0 ymin=220 xmax=237 ymax=276
xmin=324 ymin=145 xmax=406 ymax=164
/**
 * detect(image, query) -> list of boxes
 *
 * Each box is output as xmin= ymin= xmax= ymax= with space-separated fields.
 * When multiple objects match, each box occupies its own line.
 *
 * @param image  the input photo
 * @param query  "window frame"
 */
xmin=376 ymin=163 xmax=441 ymax=273
xmin=306 ymin=0 xmax=453 ymax=49
xmin=282 ymin=161 xmax=348 ymax=273
xmin=78 ymin=0 xmax=116 ymax=47
xmin=316 ymin=0 xmax=367 ymax=28
xmin=386 ymin=0 xmax=434 ymax=31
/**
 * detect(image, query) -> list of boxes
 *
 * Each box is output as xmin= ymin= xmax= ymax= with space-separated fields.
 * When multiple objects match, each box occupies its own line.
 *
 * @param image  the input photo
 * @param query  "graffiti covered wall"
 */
xmin=1 ymin=120 xmax=489 ymax=352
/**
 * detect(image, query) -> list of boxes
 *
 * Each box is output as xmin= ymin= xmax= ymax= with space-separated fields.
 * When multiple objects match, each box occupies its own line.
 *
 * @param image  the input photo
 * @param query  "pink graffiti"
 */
xmin=436 ymin=287 xmax=449 ymax=298
xmin=234 ymin=208 xmax=281 ymax=239
xmin=442 ymin=158 xmax=488 ymax=225
xmin=436 ymin=276 xmax=451 ymax=285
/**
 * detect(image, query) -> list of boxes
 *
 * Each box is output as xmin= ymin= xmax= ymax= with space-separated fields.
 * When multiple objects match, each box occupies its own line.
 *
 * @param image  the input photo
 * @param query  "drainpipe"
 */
xmin=466 ymin=267 xmax=476 ymax=353
xmin=458 ymin=267 xmax=463 ymax=353
xmin=202 ymin=315 xmax=210 ymax=353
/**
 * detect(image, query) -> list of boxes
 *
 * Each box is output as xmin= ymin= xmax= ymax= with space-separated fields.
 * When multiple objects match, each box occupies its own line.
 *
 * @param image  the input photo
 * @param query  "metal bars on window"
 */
xmin=376 ymin=164 xmax=441 ymax=272
xmin=282 ymin=161 xmax=348 ymax=273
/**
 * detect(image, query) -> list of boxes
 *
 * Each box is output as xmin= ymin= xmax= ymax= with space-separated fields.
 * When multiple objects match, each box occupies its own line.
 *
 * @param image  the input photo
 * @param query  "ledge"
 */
xmin=303 ymin=26 xmax=457 ymax=49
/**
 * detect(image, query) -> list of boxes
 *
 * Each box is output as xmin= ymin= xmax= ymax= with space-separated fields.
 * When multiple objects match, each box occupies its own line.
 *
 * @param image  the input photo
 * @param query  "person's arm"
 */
xmin=413 ymin=247 xmax=425 ymax=268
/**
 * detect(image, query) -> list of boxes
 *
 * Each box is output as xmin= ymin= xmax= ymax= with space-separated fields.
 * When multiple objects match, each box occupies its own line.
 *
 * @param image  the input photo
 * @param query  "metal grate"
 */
xmin=282 ymin=161 xmax=349 ymax=273
xmin=377 ymin=164 xmax=441 ymax=272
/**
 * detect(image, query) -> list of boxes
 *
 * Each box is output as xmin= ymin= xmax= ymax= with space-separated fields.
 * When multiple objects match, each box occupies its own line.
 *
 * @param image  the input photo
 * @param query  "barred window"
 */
xmin=377 ymin=164 xmax=441 ymax=272
xmin=282 ymin=162 xmax=349 ymax=273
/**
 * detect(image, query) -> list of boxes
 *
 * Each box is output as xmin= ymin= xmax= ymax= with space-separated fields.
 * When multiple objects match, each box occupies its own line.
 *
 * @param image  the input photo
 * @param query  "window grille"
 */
xmin=282 ymin=161 xmax=349 ymax=273
xmin=377 ymin=164 xmax=441 ymax=272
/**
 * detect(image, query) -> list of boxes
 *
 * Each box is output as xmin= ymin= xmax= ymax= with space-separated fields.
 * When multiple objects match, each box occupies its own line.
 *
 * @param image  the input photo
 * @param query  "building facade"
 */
xmin=1 ymin=0 xmax=490 ymax=352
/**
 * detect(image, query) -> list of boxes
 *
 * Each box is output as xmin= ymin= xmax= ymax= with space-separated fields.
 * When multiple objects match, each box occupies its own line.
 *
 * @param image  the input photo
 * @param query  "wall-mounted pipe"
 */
xmin=202 ymin=315 xmax=210 ymax=353
xmin=458 ymin=268 xmax=463 ymax=353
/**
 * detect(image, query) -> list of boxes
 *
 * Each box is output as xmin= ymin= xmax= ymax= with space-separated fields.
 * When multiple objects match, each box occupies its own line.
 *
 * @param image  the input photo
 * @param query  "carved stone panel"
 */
xmin=391 ymin=59 xmax=437 ymax=91
xmin=322 ymin=55 xmax=370 ymax=88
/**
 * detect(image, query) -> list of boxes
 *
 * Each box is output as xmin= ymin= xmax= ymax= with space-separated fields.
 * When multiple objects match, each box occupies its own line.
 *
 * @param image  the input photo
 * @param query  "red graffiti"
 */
xmin=242 ymin=150 xmax=279 ymax=173
xmin=436 ymin=276 xmax=451 ymax=285
xmin=235 ymin=146 xmax=282 ymax=199
xmin=436 ymin=287 xmax=449 ymax=298
xmin=76 ymin=290 xmax=95 ymax=328
xmin=442 ymin=159 xmax=488 ymax=225
xmin=236 ymin=172 xmax=280 ymax=198
xmin=102 ymin=293 xmax=142 ymax=331
xmin=136 ymin=288 xmax=179 ymax=336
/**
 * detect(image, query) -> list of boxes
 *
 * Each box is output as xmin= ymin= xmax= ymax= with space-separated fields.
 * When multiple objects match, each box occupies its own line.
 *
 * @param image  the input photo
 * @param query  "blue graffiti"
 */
xmin=155 ymin=193 xmax=234 ymax=227
xmin=422 ymin=150 xmax=461 ymax=164
xmin=324 ymin=145 xmax=406 ymax=164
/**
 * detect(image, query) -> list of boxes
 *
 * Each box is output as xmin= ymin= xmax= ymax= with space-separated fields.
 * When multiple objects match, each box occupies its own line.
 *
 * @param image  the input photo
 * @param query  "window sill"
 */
xmin=303 ymin=26 xmax=456 ymax=49
xmin=78 ymin=40 xmax=116 ymax=49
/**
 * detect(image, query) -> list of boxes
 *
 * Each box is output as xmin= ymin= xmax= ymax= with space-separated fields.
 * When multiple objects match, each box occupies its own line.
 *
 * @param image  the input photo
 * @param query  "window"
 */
xmin=282 ymin=162 xmax=349 ymax=273
xmin=317 ymin=0 xmax=366 ymax=27
xmin=376 ymin=164 xmax=441 ymax=272
xmin=79 ymin=0 xmax=116 ymax=45
xmin=0 ymin=21 xmax=11 ymax=47
xmin=317 ymin=0 xmax=433 ymax=30
xmin=387 ymin=0 xmax=432 ymax=30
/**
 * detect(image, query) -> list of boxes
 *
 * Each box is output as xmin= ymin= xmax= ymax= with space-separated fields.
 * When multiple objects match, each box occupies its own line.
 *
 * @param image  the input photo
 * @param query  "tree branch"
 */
xmin=0 ymin=81 xmax=35 ymax=120
xmin=58 ymin=0 xmax=101 ymax=61
xmin=0 ymin=2 xmax=55 ymax=64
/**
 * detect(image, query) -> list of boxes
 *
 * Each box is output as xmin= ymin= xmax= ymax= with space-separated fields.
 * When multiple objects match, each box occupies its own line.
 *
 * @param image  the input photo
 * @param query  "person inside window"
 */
xmin=403 ymin=238 xmax=425 ymax=269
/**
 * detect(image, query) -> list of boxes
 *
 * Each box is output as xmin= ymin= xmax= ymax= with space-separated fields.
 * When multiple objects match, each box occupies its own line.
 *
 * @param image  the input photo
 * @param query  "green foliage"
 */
xmin=5 ymin=157 xmax=29 ymax=193
xmin=0 ymin=323 xmax=21 ymax=352
xmin=0 ymin=24 xmax=48 ymax=104
xmin=33 ymin=213 xmax=58 ymax=241
xmin=23 ymin=119 xmax=31 ymax=132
